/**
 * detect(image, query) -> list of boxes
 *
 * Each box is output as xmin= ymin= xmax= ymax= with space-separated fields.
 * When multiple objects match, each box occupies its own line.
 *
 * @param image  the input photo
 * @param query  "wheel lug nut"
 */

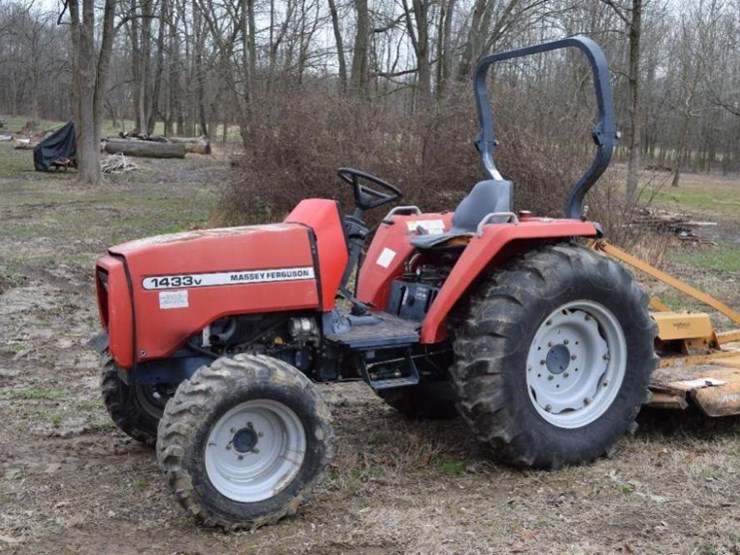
xmin=603 ymin=353 xmax=610 ymax=360
xmin=258 ymin=432 xmax=264 ymax=437
xmin=548 ymin=375 xmax=554 ymax=381
xmin=548 ymin=341 xmax=553 ymax=347
xmin=238 ymin=455 xmax=244 ymax=460
xmin=247 ymin=422 xmax=253 ymax=428
xmin=226 ymin=444 xmax=232 ymax=450
xmin=230 ymin=428 xmax=236 ymax=433
xmin=571 ymin=355 xmax=577 ymax=360
xmin=602 ymin=381 xmax=608 ymax=387
xmin=583 ymin=398 xmax=590 ymax=405
xmin=563 ymin=372 xmax=569 ymax=378
xmin=252 ymin=448 xmax=260 ymax=454
xmin=540 ymin=360 xmax=546 ymax=365
xmin=545 ymin=405 xmax=552 ymax=412
xmin=563 ymin=340 xmax=569 ymax=345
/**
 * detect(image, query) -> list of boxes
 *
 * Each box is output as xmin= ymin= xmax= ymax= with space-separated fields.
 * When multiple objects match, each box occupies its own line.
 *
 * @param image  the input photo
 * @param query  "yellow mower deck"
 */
xmin=650 ymin=351 xmax=740 ymax=416
xmin=589 ymin=240 xmax=740 ymax=417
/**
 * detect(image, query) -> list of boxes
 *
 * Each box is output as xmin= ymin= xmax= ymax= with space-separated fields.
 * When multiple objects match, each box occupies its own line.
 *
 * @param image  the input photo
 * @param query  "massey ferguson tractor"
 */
xmin=93 ymin=36 xmax=740 ymax=530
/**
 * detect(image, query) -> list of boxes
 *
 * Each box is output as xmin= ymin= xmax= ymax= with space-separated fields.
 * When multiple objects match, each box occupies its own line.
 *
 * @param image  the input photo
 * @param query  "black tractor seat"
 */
xmin=411 ymin=179 xmax=514 ymax=249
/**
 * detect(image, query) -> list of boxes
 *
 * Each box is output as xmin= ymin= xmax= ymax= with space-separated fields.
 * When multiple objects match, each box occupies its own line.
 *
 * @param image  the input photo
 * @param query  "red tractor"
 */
xmin=94 ymin=36 xmax=655 ymax=529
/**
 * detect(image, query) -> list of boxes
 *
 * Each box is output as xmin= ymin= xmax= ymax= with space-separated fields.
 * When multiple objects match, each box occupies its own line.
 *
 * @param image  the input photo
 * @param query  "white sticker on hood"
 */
xmin=159 ymin=290 xmax=189 ymax=309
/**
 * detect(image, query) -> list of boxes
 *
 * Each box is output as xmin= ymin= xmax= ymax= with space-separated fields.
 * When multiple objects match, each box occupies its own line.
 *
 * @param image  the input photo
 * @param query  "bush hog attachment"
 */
xmin=91 ymin=35 xmax=730 ymax=530
xmin=588 ymin=240 xmax=740 ymax=416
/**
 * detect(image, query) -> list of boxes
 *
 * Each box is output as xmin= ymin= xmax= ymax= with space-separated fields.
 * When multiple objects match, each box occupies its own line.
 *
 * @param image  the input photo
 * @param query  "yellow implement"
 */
xmin=589 ymin=240 xmax=740 ymax=416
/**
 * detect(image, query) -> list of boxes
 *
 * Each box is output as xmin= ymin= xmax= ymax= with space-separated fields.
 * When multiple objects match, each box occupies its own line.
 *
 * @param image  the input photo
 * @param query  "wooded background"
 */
xmin=0 ymin=0 xmax=738 ymax=191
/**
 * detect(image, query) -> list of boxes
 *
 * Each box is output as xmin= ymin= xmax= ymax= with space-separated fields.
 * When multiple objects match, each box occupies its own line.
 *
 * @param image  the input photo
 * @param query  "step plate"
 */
xmin=325 ymin=311 xmax=420 ymax=349
xmin=370 ymin=375 xmax=420 ymax=390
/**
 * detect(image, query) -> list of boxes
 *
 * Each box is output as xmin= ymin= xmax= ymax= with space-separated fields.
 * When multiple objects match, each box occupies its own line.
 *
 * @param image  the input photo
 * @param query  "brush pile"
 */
xmin=101 ymin=153 xmax=140 ymax=174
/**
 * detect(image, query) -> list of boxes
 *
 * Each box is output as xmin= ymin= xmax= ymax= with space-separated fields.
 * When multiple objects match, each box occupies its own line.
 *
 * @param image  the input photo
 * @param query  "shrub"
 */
xmin=218 ymin=80 xmax=652 ymax=253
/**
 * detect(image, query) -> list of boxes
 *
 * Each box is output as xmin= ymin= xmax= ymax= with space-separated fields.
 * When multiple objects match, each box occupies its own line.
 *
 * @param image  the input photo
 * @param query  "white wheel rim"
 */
xmin=205 ymin=399 xmax=307 ymax=503
xmin=526 ymin=300 xmax=627 ymax=429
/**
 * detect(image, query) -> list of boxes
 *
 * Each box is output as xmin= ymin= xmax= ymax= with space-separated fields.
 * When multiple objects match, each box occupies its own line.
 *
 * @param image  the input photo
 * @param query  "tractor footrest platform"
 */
xmin=369 ymin=375 xmax=420 ymax=390
xmin=325 ymin=310 xmax=419 ymax=350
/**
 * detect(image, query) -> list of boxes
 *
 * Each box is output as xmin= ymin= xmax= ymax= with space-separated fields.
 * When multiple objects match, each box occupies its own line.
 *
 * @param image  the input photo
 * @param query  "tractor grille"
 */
xmin=96 ymin=268 xmax=109 ymax=329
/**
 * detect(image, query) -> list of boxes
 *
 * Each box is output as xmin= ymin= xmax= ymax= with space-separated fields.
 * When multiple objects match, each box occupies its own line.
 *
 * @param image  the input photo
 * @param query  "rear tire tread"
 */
xmin=451 ymin=243 xmax=657 ymax=469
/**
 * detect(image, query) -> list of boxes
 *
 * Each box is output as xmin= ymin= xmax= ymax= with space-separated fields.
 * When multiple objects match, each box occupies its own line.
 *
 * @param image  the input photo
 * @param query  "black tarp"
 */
xmin=33 ymin=122 xmax=76 ymax=171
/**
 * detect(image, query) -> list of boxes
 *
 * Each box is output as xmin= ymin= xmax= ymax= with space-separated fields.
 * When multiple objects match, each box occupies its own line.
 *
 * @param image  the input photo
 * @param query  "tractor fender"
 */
xmin=420 ymin=219 xmax=599 ymax=344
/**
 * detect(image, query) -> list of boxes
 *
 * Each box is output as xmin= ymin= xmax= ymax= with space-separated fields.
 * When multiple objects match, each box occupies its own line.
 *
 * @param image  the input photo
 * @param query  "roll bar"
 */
xmin=473 ymin=35 xmax=618 ymax=219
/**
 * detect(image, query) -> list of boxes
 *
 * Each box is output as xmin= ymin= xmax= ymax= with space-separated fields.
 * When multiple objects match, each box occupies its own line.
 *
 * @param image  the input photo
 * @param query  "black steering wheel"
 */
xmin=337 ymin=168 xmax=402 ymax=211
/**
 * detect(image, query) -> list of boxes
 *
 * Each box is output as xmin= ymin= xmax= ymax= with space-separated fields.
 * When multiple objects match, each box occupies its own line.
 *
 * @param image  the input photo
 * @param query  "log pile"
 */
xmin=13 ymin=138 xmax=36 ymax=150
xmin=106 ymin=133 xmax=211 ymax=156
xmin=103 ymin=138 xmax=186 ymax=159
xmin=632 ymin=207 xmax=718 ymax=243
xmin=168 ymin=136 xmax=211 ymax=154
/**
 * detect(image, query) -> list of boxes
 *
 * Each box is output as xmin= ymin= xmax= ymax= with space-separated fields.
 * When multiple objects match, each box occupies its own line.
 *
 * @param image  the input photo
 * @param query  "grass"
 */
xmin=2 ymin=387 xmax=68 ymax=401
xmin=669 ymin=244 xmax=740 ymax=273
xmin=646 ymin=173 xmax=740 ymax=220
xmin=0 ymin=142 xmax=218 ymax=249
xmin=439 ymin=460 xmax=466 ymax=475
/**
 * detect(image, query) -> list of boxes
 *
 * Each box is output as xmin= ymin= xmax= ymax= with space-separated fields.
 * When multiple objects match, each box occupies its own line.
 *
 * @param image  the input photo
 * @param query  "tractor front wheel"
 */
xmin=157 ymin=354 xmax=334 ymax=530
xmin=452 ymin=244 xmax=656 ymax=469
xmin=101 ymin=358 xmax=172 ymax=445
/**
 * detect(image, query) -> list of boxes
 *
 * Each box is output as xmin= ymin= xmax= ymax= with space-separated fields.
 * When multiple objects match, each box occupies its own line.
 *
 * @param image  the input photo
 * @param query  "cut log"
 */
xmin=13 ymin=139 xmax=37 ymax=150
xmin=168 ymin=136 xmax=211 ymax=154
xmin=104 ymin=139 xmax=185 ymax=159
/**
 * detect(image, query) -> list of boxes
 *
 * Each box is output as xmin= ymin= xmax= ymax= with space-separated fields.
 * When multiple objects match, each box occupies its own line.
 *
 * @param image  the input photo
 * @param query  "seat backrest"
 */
xmin=451 ymin=179 xmax=513 ymax=232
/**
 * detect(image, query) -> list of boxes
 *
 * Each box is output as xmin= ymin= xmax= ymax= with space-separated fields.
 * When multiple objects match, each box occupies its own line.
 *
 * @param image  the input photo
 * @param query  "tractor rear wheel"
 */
xmin=377 ymin=381 xmax=458 ymax=419
xmin=452 ymin=244 xmax=656 ymax=469
xmin=157 ymin=354 xmax=334 ymax=530
xmin=101 ymin=357 xmax=172 ymax=445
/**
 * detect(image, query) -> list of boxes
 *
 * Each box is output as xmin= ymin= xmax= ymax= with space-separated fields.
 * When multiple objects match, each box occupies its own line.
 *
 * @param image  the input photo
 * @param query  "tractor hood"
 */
xmin=98 ymin=222 xmax=322 ymax=368
xmin=109 ymin=224 xmax=294 ymax=257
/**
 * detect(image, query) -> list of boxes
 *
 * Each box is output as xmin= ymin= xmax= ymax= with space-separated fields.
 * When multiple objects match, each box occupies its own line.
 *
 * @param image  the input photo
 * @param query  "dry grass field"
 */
xmin=0 ymin=140 xmax=738 ymax=554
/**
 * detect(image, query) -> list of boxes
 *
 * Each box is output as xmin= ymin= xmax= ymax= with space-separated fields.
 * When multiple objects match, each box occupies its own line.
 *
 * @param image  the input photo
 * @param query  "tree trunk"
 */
xmin=105 ymin=139 xmax=186 ymax=158
xmin=147 ymin=0 xmax=167 ymax=135
xmin=350 ymin=0 xmax=369 ymax=95
xmin=625 ymin=0 xmax=643 ymax=201
xmin=69 ymin=0 xmax=117 ymax=186
xmin=327 ymin=0 xmax=347 ymax=93
xmin=671 ymin=112 xmax=692 ymax=187
xmin=436 ymin=0 xmax=456 ymax=101
xmin=456 ymin=0 xmax=486 ymax=82
xmin=405 ymin=0 xmax=431 ymax=107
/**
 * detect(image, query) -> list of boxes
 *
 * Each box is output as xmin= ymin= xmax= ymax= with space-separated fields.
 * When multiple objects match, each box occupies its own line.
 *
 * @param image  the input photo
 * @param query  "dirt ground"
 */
xmin=0 ymin=149 xmax=739 ymax=554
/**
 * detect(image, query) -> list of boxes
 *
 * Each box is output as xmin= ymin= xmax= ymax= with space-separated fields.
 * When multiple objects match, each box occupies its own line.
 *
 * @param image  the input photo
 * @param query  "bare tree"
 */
xmin=67 ymin=0 xmax=117 ymax=185
xmin=599 ymin=0 xmax=643 ymax=200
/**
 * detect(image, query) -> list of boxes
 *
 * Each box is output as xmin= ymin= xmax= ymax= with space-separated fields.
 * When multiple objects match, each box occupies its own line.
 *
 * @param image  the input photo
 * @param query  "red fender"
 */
xmin=420 ymin=219 xmax=599 ymax=344
xmin=357 ymin=212 xmax=453 ymax=309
